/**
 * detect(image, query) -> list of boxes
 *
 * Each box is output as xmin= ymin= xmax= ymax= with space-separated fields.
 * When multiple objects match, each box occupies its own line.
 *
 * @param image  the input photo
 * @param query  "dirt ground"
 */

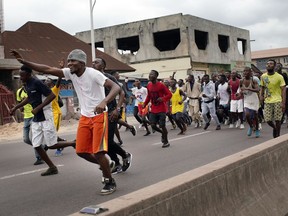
xmin=0 ymin=119 xmax=79 ymax=143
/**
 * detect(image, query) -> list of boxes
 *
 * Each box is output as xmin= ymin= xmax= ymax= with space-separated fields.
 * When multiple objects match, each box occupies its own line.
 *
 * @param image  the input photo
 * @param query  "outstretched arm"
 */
xmin=10 ymin=50 xmax=64 ymax=78
xmin=171 ymin=71 xmax=176 ymax=79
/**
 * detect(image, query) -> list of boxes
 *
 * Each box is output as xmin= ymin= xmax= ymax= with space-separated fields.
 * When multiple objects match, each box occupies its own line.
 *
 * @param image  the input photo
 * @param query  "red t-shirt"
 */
xmin=228 ymin=78 xmax=242 ymax=100
xmin=144 ymin=82 xmax=172 ymax=113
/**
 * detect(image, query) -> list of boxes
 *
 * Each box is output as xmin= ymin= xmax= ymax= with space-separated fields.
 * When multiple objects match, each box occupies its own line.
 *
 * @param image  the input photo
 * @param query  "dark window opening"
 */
xmin=117 ymin=36 xmax=139 ymax=55
xmin=96 ymin=41 xmax=104 ymax=52
xmin=89 ymin=41 xmax=104 ymax=52
xmin=237 ymin=38 xmax=247 ymax=55
xmin=195 ymin=30 xmax=208 ymax=50
xmin=218 ymin=35 xmax=229 ymax=53
xmin=153 ymin=29 xmax=181 ymax=52
xmin=95 ymin=41 xmax=104 ymax=48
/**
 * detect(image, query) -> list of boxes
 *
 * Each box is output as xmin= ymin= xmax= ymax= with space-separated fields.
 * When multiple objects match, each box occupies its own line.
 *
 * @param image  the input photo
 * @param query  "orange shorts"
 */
xmin=76 ymin=113 xmax=108 ymax=154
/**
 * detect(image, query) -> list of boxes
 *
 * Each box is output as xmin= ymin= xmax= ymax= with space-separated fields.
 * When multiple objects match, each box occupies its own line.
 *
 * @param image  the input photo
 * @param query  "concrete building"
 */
xmin=252 ymin=47 xmax=288 ymax=72
xmin=75 ymin=13 xmax=251 ymax=80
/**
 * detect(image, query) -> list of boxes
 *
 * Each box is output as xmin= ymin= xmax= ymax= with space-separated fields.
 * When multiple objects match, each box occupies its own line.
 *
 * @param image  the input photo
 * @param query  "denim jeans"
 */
xmin=23 ymin=117 xmax=41 ymax=160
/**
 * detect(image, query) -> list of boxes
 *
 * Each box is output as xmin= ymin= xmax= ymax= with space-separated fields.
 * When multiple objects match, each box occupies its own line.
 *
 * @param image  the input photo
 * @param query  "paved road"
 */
xmin=0 ymin=121 xmax=287 ymax=216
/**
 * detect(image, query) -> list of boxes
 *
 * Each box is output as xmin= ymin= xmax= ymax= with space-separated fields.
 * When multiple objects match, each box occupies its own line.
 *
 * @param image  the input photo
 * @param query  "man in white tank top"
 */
xmin=240 ymin=67 xmax=260 ymax=138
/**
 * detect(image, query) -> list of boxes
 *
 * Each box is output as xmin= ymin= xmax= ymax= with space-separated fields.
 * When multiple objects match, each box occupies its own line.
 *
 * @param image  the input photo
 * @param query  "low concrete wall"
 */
xmin=71 ymin=134 xmax=288 ymax=216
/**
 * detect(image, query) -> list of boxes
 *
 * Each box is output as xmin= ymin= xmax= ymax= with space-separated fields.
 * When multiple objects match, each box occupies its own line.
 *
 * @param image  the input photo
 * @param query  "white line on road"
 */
xmin=152 ymin=131 xmax=211 ymax=145
xmin=0 ymin=164 xmax=64 ymax=180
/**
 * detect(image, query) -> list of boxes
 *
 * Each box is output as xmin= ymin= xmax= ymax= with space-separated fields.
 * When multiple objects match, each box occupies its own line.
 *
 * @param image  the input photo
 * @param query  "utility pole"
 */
xmin=0 ymin=0 xmax=4 ymax=33
xmin=89 ymin=0 xmax=96 ymax=60
xmin=0 ymin=0 xmax=4 ymax=59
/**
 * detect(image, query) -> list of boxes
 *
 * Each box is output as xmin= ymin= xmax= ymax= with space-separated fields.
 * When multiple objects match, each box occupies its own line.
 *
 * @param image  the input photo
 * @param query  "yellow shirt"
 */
xmin=16 ymin=87 xmax=34 ymax=119
xmin=171 ymin=88 xmax=184 ymax=114
xmin=260 ymin=72 xmax=285 ymax=103
xmin=51 ymin=86 xmax=62 ymax=115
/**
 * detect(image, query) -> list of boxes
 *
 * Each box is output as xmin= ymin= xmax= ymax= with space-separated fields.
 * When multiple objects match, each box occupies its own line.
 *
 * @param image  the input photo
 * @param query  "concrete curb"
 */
xmin=71 ymin=134 xmax=288 ymax=216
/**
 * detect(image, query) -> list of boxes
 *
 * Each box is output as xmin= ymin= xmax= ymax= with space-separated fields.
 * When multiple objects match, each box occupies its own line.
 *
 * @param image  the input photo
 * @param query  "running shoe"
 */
xmin=55 ymin=149 xmax=63 ymax=156
xmin=112 ymin=164 xmax=123 ymax=174
xmin=203 ymin=122 xmax=210 ymax=130
xmin=122 ymin=153 xmax=132 ymax=172
xmin=162 ymin=142 xmax=170 ymax=148
xmin=255 ymin=130 xmax=260 ymax=138
xmin=130 ymin=126 xmax=137 ymax=136
xmin=41 ymin=166 xmax=58 ymax=176
xmin=34 ymin=159 xmax=44 ymax=166
xmin=143 ymin=131 xmax=151 ymax=136
xmin=101 ymin=178 xmax=116 ymax=195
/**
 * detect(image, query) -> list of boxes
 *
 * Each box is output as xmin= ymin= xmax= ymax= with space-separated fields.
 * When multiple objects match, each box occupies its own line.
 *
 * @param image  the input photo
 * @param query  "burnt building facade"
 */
xmin=75 ymin=13 xmax=251 ymax=80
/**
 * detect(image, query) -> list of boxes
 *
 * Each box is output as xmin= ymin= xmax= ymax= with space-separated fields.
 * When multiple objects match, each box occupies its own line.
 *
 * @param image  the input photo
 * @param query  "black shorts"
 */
xmin=149 ymin=112 xmax=166 ymax=127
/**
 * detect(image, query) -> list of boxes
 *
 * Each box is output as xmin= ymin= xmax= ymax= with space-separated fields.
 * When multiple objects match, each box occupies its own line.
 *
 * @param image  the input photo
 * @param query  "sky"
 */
xmin=3 ymin=0 xmax=288 ymax=51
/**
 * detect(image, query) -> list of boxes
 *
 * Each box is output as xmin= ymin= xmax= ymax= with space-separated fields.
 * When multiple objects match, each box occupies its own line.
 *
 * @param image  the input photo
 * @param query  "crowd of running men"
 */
xmin=9 ymin=48 xmax=286 ymax=196
xmin=127 ymin=59 xmax=287 ymax=142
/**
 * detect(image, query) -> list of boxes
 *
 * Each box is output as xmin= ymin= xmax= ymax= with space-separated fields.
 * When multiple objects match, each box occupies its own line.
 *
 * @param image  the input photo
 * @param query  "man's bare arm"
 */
xmin=94 ymin=79 xmax=120 ymax=114
xmin=117 ymin=89 xmax=125 ymax=110
xmin=104 ymin=79 xmax=121 ymax=104
xmin=32 ymin=92 xmax=56 ymax=115
xmin=55 ymin=77 xmax=62 ymax=88
xmin=10 ymin=97 xmax=29 ymax=115
xmin=10 ymin=50 xmax=64 ymax=78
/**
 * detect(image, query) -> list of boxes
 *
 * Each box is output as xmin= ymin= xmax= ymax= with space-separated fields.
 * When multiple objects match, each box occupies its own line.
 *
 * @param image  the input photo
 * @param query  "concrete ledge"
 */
xmin=71 ymin=134 xmax=288 ymax=216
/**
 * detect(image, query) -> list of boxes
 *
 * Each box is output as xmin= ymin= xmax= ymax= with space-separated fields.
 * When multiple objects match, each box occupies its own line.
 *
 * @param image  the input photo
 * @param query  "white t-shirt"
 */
xmin=132 ymin=86 xmax=148 ymax=106
xmin=62 ymin=67 xmax=107 ymax=117
xmin=217 ymin=82 xmax=230 ymax=105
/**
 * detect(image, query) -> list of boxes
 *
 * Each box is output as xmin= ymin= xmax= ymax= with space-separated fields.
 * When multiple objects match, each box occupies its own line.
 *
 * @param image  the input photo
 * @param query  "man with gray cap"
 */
xmin=10 ymin=49 xmax=121 ymax=195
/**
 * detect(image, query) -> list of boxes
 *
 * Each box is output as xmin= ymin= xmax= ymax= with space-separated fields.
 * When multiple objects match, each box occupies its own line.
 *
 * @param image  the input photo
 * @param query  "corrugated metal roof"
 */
xmin=251 ymin=47 xmax=288 ymax=60
xmin=2 ymin=22 xmax=135 ymax=72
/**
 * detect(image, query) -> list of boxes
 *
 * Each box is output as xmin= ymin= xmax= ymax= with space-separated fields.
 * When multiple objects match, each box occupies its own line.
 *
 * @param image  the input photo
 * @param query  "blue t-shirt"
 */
xmin=25 ymin=77 xmax=52 ymax=122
